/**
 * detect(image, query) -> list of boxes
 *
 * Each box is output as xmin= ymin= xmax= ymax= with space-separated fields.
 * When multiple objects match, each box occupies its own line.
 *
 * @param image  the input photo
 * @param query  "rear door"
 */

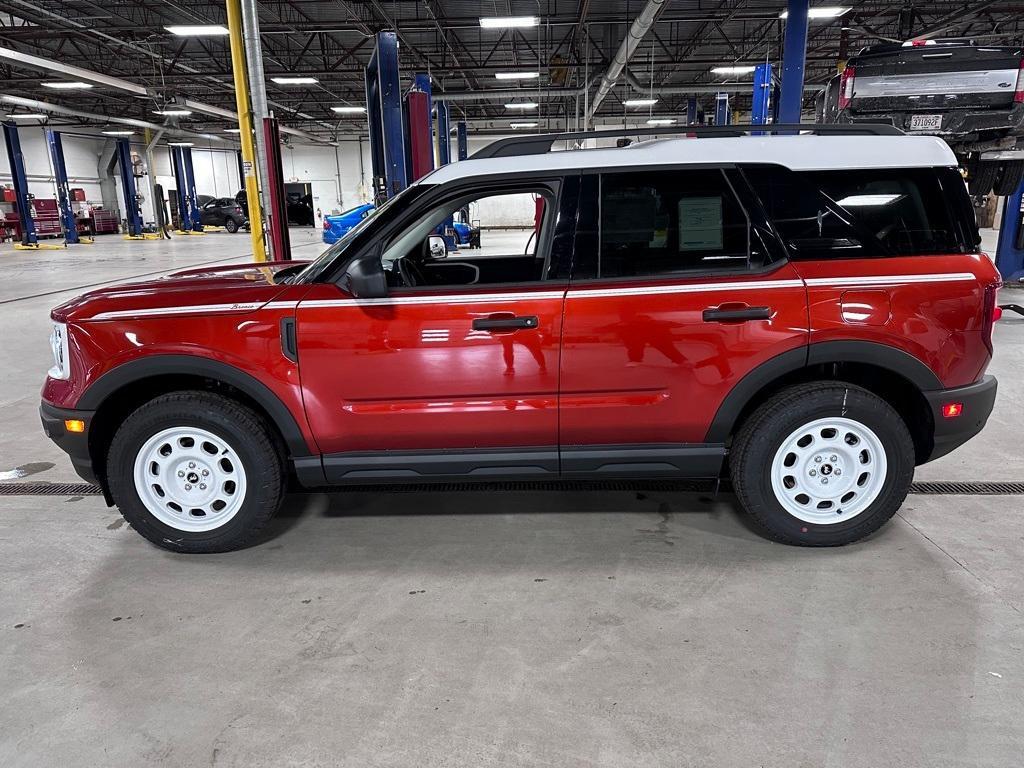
xmin=558 ymin=167 xmax=809 ymax=477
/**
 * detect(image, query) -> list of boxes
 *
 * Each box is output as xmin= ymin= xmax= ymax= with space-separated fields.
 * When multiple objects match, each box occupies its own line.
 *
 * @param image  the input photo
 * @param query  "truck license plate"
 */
xmin=909 ymin=114 xmax=943 ymax=131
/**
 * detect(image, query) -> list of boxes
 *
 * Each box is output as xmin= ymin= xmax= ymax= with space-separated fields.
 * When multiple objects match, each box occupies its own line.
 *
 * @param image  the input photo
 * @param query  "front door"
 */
xmin=296 ymin=178 xmax=577 ymax=482
xmin=558 ymin=168 xmax=809 ymax=476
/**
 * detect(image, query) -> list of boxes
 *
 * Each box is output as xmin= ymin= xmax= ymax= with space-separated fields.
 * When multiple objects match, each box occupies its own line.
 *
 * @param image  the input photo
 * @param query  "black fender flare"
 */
xmin=704 ymin=341 xmax=941 ymax=443
xmin=78 ymin=355 xmax=312 ymax=457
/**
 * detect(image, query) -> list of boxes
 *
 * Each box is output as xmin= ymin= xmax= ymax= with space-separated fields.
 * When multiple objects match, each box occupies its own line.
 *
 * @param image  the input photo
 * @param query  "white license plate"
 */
xmin=909 ymin=114 xmax=943 ymax=131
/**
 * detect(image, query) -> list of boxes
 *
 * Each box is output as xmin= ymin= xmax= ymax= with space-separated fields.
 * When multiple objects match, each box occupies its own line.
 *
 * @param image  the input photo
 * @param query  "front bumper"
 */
xmin=39 ymin=401 xmax=100 ymax=486
xmin=923 ymin=375 xmax=997 ymax=463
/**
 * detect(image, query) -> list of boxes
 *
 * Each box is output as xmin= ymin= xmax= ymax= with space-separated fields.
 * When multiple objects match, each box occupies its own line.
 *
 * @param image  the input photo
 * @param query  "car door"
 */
xmin=558 ymin=167 xmax=809 ymax=477
xmin=295 ymin=176 xmax=578 ymax=482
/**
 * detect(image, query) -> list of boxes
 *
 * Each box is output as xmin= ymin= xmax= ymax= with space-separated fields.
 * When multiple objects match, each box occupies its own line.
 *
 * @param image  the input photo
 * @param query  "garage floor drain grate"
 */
xmin=1 ymin=480 xmax=1022 ymax=496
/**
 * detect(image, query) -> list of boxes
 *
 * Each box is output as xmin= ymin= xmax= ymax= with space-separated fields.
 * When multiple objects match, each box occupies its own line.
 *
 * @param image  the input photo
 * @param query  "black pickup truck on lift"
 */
xmin=818 ymin=40 xmax=1024 ymax=196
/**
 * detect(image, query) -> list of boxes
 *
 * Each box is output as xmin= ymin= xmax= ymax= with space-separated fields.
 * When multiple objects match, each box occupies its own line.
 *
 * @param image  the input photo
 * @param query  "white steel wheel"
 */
xmin=770 ymin=416 xmax=888 ymax=525
xmin=132 ymin=426 xmax=248 ymax=532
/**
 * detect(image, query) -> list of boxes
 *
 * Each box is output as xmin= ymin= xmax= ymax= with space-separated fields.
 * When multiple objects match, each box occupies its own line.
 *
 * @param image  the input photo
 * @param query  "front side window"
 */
xmin=596 ymin=169 xmax=752 ymax=279
xmin=380 ymin=188 xmax=553 ymax=289
xmin=743 ymin=164 xmax=970 ymax=259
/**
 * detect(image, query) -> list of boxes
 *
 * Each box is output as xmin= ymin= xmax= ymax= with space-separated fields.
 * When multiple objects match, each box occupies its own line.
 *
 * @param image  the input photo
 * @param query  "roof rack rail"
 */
xmin=470 ymin=123 xmax=905 ymax=160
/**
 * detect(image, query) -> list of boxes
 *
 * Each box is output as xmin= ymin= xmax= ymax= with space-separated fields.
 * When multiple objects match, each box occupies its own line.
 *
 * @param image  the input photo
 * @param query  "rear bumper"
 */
xmin=839 ymin=107 xmax=1024 ymax=142
xmin=923 ymin=375 xmax=997 ymax=463
xmin=39 ymin=401 xmax=100 ymax=486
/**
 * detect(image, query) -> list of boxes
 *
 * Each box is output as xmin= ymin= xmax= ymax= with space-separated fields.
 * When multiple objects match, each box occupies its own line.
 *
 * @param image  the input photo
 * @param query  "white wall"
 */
xmin=280 ymin=140 xmax=372 ymax=215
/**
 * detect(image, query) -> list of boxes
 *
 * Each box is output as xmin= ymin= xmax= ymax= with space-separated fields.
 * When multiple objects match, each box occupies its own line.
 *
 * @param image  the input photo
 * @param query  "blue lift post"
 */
xmin=2 ymin=121 xmax=38 ymax=247
xmin=45 ymin=130 xmax=81 ymax=244
xmin=181 ymin=147 xmax=204 ymax=232
xmin=436 ymin=100 xmax=451 ymax=166
xmin=365 ymin=31 xmax=406 ymax=204
xmin=456 ymin=121 xmax=468 ymax=161
xmin=778 ymin=0 xmax=810 ymax=125
xmin=995 ymin=178 xmax=1024 ymax=283
xmin=715 ymin=93 xmax=730 ymax=126
xmin=752 ymin=63 xmax=773 ymax=132
xmin=114 ymin=138 xmax=144 ymax=238
xmin=686 ymin=98 xmax=698 ymax=126
xmin=170 ymin=146 xmax=191 ymax=232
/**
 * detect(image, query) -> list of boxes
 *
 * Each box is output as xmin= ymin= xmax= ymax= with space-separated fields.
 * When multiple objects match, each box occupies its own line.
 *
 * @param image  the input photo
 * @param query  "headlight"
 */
xmin=48 ymin=322 xmax=70 ymax=380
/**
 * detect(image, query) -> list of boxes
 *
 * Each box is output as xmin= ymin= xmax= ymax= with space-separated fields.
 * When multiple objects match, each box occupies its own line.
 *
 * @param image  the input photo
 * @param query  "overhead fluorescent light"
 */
xmin=5 ymin=113 xmax=46 ymax=119
xmin=164 ymin=25 xmax=230 ymax=36
xmin=271 ymin=76 xmax=319 ymax=85
xmin=42 ymin=82 xmax=93 ymax=90
xmin=224 ymin=128 xmax=241 ymax=133
xmin=101 ymin=130 xmax=135 ymax=135
xmin=167 ymin=142 xmax=194 ymax=147
xmin=710 ymin=65 xmax=756 ymax=75
xmin=480 ymin=16 xmax=539 ymax=29
xmin=509 ymin=122 xmax=538 ymax=128
xmin=504 ymin=102 xmax=539 ymax=110
xmin=153 ymin=109 xmax=192 ymax=116
xmin=495 ymin=71 xmax=540 ymax=80
xmin=646 ymin=118 xmax=676 ymax=125
xmin=624 ymin=98 xmax=658 ymax=107
xmin=836 ymin=193 xmax=904 ymax=207
xmin=331 ymin=106 xmax=366 ymax=114
xmin=780 ymin=6 xmax=850 ymax=19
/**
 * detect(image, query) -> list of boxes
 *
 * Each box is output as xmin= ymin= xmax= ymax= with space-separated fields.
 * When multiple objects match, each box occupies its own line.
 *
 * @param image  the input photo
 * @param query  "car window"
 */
xmin=743 ymin=164 xmax=969 ymax=258
xmin=596 ymin=169 xmax=751 ymax=278
xmin=380 ymin=189 xmax=552 ymax=289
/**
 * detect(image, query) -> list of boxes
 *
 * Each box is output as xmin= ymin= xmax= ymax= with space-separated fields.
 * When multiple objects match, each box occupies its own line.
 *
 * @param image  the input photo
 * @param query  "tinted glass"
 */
xmin=597 ymin=169 xmax=751 ymax=278
xmin=743 ymin=165 xmax=969 ymax=259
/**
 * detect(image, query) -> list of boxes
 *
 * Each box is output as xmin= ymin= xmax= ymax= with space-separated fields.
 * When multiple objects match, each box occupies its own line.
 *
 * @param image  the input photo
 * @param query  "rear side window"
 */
xmin=743 ymin=164 xmax=972 ymax=259
xmin=596 ymin=169 xmax=751 ymax=278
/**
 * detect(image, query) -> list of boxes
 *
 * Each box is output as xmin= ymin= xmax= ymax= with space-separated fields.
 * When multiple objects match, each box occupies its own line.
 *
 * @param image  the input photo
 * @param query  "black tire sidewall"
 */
xmin=225 ymin=218 xmax=239 ymax=233
xmin=735 ymin=386 xmax=914 ymax=545
xmin=108 ymin=397 xmax=281 ymax=551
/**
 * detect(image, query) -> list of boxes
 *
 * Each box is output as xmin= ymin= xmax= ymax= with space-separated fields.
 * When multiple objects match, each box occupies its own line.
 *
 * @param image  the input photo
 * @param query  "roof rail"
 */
xmin=470 ymin=123 xmax=905 ymax=160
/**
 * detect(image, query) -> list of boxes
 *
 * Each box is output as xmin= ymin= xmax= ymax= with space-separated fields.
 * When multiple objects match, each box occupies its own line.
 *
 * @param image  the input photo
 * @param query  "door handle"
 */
xmin=472 ymin=315 xmax=539 ymax=331
xmin=702 ymin=306 xmax=771 ymax=322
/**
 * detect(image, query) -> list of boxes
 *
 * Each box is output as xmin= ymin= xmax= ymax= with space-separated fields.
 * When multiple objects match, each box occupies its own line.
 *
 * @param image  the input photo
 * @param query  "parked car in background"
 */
xmin=322 ymin=203 xmax=375 ymax=244
xmin=199 ymin=197 xmax=247 ymax=233
xmin=819 ymin=39 xmax=1024 ymax=195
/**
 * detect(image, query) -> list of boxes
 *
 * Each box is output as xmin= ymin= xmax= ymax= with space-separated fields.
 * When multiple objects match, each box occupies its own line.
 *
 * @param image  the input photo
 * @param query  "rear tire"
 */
xmin=968 ymin=159 xmax=999 ymax=196
xmin=993 ymin=160 xmax=1024 ymax=196
xmin=107 ymin=391 xmax=284 ymax=553
xmin=730 ymin=383 xmax=915 ymax=546
xmin=225 ymin=217 xmax=239 ymax=233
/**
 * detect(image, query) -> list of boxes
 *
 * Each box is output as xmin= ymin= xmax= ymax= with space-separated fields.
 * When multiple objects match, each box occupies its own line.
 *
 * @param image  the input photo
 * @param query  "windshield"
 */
xmin=294 ymin=186 xmax=420 ymax=283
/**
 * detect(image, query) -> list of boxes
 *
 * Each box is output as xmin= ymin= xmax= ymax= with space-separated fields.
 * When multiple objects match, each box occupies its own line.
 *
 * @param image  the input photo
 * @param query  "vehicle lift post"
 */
xmin=686 ymin=98 xmax=698 ymax=126
xmin=365 ymin=31 xmax=407 ymax=205
xmin=752 ymin=62 xmax=773 ymax=132
xmin=778 ymin=0 xmax=810 ymax=125
xmin=262 ymin=116 xmax=292 ymax=260
xmin=45 ymin=130 xmax=84 ymax=245
xmin=181 ymin=146 xmax=204 ymax=233
xmin=436 ymin=100 xmax=451 ymax=166
xmin=114 ymin=137 xmax=145 ymax=239
xmin=456 ymin=121 xmax=468 ymax=161
xmin=404 ymin=73 xmax=434 ymax=183
xmin=995 ymin=179 xmax=1024 ymax=316
xmin=2 ymin=121 xmax=42 ymax=249
xmin=715 ymin=93 xmax=730 ymax=126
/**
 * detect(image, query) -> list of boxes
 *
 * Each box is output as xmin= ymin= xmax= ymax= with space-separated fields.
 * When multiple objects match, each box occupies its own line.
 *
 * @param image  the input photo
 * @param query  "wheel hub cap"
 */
xmin=132 ymin=426 xmax=247 ymax=532
xmin=770 ymin=417 xmax=887 ymax=525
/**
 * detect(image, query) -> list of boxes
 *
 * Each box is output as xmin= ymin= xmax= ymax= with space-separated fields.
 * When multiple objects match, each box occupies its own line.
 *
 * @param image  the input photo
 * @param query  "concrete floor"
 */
xmin=1 ymin=227 xmax=1022 ymax=766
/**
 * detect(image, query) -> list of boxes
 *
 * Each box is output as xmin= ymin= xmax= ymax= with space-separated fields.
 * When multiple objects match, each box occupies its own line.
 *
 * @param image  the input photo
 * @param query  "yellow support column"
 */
xmin=226 ymin=0 xmax=267 ymax=262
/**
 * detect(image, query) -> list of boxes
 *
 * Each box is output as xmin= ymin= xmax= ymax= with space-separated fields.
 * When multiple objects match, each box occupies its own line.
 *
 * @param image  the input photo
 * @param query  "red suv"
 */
xmin=41 ymin=127 xmax=1000 ymax=552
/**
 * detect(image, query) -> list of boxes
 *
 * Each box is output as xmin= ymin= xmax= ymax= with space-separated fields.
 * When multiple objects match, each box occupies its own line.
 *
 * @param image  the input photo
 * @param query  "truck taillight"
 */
xmin=982 ymin=283 xmax=1001 ymax=355
xmin=838 ymin=65 xmax=855 ymax=109
xmin=1015 ymin=58 xmax=1024 ymax=104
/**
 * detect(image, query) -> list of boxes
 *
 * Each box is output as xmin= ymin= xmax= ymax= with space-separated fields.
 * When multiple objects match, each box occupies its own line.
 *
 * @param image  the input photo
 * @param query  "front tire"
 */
xmin=730 ymin=383 xmax=914 ymax=546
xmin=107 ymin=391 xmax=284 ymax=553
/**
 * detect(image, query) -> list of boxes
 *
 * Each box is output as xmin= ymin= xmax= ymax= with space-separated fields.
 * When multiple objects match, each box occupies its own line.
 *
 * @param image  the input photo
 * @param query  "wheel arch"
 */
xmin=79 ymin=356 xmax=313 ymax=487
xmin=706 ymin=341 xmax=939 ymax=464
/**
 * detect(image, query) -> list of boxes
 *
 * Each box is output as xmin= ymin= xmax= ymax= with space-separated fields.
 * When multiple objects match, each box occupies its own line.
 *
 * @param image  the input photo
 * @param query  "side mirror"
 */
xmin=426 ymin=234 xmax=447 ymax=260
xmin=341 ymin=255 xmax=388 ymax=299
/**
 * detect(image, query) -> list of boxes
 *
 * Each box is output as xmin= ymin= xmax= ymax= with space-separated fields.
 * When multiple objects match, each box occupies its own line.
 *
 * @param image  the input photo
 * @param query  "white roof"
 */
xmin=423 ymin=134 xmax=957 ymax=185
